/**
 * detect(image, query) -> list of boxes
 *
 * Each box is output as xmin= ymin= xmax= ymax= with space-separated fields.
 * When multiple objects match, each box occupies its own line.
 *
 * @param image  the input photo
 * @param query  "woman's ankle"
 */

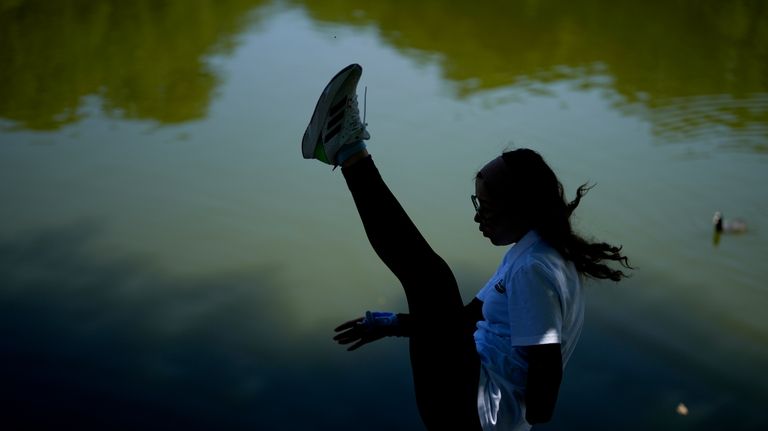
xmin=341 ymin=148 xmax=370 ymax=168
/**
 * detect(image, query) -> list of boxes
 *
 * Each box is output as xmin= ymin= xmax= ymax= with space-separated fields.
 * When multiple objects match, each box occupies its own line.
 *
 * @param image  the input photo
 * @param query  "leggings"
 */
xmin=342 ymin=155 xmax=482 ymax=431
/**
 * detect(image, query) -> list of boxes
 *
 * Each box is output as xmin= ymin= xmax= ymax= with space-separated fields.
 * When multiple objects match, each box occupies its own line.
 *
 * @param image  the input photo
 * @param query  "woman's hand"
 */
xmin=333 ymin=311 xmax=401 ymax=351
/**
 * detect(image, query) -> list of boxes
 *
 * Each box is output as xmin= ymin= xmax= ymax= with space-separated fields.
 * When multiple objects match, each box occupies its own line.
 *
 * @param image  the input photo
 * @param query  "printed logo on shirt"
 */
xmin=494 ymin=281 xmax=506 ymax=294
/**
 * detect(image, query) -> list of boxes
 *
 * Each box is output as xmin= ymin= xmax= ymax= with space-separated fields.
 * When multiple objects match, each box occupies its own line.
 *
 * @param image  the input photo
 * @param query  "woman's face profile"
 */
xmin=474 ymin=177 xmax=528 ymax=246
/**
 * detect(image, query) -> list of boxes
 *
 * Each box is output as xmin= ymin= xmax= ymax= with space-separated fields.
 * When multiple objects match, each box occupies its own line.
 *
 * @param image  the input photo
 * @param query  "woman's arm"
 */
xmin=524 ymin=343 xmax=563 ymax=424
xmin=335 ymin=297 xmax=485 ymax=350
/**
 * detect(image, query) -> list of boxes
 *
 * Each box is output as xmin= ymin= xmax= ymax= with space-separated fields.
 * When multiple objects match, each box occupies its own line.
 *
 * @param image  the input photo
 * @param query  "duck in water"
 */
xmin=713 ymin=211 xmax=747 ymax=234
xmin=712 ymin=211 xmax=747 ymax=246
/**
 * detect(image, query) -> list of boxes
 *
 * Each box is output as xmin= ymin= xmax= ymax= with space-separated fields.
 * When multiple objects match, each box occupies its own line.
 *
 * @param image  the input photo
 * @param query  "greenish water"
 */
xmin=1 ymin=1 xmax=767 ymax=429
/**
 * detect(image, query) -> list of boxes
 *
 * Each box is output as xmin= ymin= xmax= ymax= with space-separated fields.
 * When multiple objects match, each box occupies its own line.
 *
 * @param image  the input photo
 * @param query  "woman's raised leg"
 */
xmin=341 ymin=152 xmax=481 ymax=431
xmin=301 ymin=64 xmax=480 ymax=430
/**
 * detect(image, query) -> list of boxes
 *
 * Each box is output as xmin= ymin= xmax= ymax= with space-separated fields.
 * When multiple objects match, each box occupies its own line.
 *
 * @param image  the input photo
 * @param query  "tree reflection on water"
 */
xmin=2 ymin=0 xmax=767 ymax=152
xmin=292 ymin=0 xmax=768 ymax=152
xmin=0 ymin=0 xmax=270 ymax=130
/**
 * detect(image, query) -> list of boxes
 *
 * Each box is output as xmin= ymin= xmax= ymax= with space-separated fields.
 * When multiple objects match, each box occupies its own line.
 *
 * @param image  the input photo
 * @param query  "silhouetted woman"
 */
xmin=301 ymin=64 xmax=631 ymax=431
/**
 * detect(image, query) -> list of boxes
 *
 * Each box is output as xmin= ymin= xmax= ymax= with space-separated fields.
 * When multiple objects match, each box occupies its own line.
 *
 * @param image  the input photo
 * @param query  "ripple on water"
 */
xmin=645 ymin=93 xmax=768 ymax=153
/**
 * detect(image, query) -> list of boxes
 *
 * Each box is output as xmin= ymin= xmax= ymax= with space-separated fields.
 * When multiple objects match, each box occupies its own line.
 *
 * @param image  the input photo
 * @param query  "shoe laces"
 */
xmin=345 ymin=91 xmax=367 ymax=140
xmin=331 ymin=88 xmax=368 ymax=171
xmin=363 ymin=86 xmax=367 ymax=129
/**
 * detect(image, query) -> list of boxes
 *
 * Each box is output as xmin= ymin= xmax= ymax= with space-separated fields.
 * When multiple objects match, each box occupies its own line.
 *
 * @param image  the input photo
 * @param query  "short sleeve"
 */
xmin=506 ymin=261 xmax=563 ymax=347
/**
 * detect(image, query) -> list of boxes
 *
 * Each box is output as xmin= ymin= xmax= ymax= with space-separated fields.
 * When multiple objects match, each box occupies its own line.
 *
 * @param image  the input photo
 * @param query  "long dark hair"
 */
xmin=479 ymin=148 xmax=632 ymax=281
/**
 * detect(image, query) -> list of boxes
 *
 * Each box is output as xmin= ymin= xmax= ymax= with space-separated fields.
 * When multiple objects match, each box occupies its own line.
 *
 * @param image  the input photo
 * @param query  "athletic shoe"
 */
xmin=302 ymin=63 xmax=370 ymax=165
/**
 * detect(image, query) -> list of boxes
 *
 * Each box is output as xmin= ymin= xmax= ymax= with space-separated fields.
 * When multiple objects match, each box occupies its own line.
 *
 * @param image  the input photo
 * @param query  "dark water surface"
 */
xmin=1 ymin=1 xmax=767 ymax=429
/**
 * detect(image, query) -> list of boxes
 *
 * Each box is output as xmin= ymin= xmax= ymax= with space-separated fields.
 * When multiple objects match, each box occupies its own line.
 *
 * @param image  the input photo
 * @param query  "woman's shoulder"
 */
xmin=502 ymin=232 xmax=566 ymax=279
xmin=505 ymin=252 xmax=558 ymax=282
xmin=528 ymin=239 xmax=565 ymax=266
xmin=514 ymin=244 xmax=574 ymax=284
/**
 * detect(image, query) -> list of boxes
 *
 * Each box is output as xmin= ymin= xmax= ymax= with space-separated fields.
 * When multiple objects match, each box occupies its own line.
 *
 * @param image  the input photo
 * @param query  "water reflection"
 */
xmin=0 ymin=224 xmax=420 ymax=430
xmin=637 ymin=93 xmax=768 ymax=153
xmin=3 ymin=0 xmax=767 ymax=152
xmin=3 ymin=225 xmax=764 ymax=429
xmin=0 ymin=0 xmax=271 ymax=130
xmin=2 ymin=2 xmax=767 ymax=429
xmin=292 ymin=0 xmax=768 ymax=152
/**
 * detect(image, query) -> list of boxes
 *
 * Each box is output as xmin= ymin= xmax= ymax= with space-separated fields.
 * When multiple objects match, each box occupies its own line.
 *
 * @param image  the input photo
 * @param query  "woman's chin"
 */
xmin=486 ymin=234 xmax=514 ymax=246
xmin=481 ymin=230 xmax=505 ymax=246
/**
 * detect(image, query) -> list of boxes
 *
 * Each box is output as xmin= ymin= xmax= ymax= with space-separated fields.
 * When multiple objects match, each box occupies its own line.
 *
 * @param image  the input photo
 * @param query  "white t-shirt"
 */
xmin=474 ymin=230 xmax=584 ymax=431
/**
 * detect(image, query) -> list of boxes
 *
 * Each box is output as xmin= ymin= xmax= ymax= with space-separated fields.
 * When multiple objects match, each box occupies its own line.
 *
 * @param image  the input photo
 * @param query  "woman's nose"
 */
xmin=474 ymin=212 xmax=481 ymax=223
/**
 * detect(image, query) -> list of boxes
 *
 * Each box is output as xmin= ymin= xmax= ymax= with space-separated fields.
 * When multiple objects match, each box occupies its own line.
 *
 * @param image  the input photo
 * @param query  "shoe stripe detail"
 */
xmin=329 ymin=97 xmax=347 ymax=116
xmin=325 ymin=123 xmax=342 ymax=142
xmin=328 ymin=109 xmax=344 ymax=129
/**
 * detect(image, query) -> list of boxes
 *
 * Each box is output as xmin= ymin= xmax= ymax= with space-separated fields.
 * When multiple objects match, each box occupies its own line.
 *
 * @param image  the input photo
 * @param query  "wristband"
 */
xmin=360 ymin=311 xmax=399 ymax=330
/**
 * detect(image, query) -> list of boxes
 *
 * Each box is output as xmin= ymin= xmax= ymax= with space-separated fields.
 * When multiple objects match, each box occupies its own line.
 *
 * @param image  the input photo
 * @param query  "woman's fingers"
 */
xmin=332 ymin=315 xmax=387 ymax=351
xmin=334 ymin=317 xmax=364 ymax=332
xmin=333 ymin=326 xmax=361 ymax=340
xmin=347 ymin=339 xmax=368 ymax=351
xmin=334 ymin=333 xmax=360 ymax=344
